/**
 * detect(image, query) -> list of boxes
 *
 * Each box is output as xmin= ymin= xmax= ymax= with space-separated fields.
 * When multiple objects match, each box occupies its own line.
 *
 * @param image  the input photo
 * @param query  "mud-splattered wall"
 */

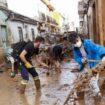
xmin=0 ymin=48 xmax=5 ymax=66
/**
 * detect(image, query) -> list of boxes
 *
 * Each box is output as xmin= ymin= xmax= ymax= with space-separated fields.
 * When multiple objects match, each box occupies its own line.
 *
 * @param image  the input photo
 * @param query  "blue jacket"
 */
xmin=73 ymin=39 xmax=105 ymax=70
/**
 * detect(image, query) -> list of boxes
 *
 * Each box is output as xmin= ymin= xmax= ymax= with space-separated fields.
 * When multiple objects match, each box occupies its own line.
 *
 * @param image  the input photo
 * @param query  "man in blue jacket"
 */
xmin=67 ymin=31 xmax=105 ymax=105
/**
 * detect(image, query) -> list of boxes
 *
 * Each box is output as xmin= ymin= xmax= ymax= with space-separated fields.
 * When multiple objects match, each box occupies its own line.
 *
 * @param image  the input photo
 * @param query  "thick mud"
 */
xmin=0 ymin=60 xmax=105 ymax=105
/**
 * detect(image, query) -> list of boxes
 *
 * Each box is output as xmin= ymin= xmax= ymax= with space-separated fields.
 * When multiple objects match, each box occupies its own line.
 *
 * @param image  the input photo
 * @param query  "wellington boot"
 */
xmin=34 ymin=79 xmax=41 ymax=90
xmin=20 ymin=84 xmax=26 ymax=94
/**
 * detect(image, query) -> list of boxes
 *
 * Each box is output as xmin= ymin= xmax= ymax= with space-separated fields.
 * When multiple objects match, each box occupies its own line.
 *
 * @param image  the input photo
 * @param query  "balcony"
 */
xmin=46 ymin=15 xmax=50 ymax=23
xmin=47 ymin=16 xmax=58 ymax=25
xmin=78 ymin=1 xmax=87 ymax=15
xmin=51 ymin=18 xmax=58 ymax=25
xmin=83 ymin=0 xmax=89 ymax=4
xmin=39 ymin=12 xmax=46 ymax=22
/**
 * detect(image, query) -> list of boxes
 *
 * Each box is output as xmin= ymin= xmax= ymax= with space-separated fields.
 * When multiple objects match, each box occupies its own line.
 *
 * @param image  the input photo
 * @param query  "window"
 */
xmin=31 ymin=28 xmax=35 ymax=41
xmin=25 ymin=25 xmax=28 ymax=39
xmin=18 ymin=27 xmax=23 ymax=42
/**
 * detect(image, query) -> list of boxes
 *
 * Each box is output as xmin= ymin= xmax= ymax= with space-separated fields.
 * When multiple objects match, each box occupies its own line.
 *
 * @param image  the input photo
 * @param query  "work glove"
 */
xmin=25 ymin=62 xmax=33 ymax=69
xmin=79 ymin=58 xmax=88 ymax=72
xmin=81 ymin=58 xmax=88 ymax=64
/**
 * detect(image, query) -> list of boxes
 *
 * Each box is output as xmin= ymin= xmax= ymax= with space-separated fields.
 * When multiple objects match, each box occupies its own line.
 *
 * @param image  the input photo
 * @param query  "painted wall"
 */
xmin=87 ymin=7 xmax=94 ymax=39
xmin=8 ymin=21 xmax=38 ymax=44
xmin=97 ymin=0 xmax=105 ymax=45
xmin=0 ymin=10 xmax=8 ymax=48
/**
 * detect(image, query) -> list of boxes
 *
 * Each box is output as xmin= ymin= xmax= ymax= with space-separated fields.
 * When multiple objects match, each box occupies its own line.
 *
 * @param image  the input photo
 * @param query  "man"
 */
xmin=19 ymin=36 xmax=48 ymax=94
xmin=38 ymin=36 xmax=68 ymax=74
xmin=59 ymin=36 xmax=72 ymax=61
xmin=67 ymin=31 xmax=105 ymax=105
xmin=43 ymin=43 xmax=63 ymax=73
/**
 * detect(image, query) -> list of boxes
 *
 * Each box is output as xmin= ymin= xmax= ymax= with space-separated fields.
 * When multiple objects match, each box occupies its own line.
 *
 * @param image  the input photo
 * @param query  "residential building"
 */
xmin=78 ymin=0 xmax=105 ymax=45
xmin=51 ymin=11 xmax=65 ymax=33
xmin=0 ymin=8 xmax=38 ymax=44
xmin=34 ymin=0 xmax=59 ymax=34
xmin=0 ymin=8 xmax=38 ymax=66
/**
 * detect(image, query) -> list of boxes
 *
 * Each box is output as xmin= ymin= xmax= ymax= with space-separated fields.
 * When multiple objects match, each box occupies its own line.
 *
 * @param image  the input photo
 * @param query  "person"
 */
xmin=19 ymin=36 xmax=48 ymax=94
xmin=67 ymin=31 xmax=105 ymax=105
xmin=5 ymin=47 xmax=15 ymax=78
xmin=44 ymin=44 xmax=63 ymax=73
xmin=59 ymin=36 xmax=72 ymax=61
xmin=59 ymin=36 xmax=68 ymax=54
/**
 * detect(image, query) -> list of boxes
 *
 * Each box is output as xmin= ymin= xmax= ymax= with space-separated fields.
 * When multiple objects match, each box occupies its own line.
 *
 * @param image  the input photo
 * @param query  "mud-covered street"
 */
xmin=0 ymin=60 xmax=105 ymax=105
xmin=0 ymin=60 xmax=77 ymax=105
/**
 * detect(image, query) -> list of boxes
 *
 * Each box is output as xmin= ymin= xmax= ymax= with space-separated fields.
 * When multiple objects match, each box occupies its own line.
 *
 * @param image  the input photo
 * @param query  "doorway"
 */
xmin=0 ymin=25 xmax=7 ymax=48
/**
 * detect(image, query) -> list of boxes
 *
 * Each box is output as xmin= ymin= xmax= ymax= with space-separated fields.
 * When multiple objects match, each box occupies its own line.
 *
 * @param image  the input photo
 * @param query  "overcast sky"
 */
xmin=51 ymin=0 xmax=79 ymax=26
xmin=7 ymin=0 xmax=79 ymax=26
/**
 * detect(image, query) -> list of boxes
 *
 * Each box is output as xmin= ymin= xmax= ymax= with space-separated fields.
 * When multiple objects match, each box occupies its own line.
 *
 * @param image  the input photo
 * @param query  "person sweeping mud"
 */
xmin=43 ymin=44 xmax=64 ymax=73
xmin=44 ymin=36 xmax=69 ymax=73
xmin=13 ymin=36 xmax=48 ymax=94
xmin=67 ymin=31 xmax=105 ymax=105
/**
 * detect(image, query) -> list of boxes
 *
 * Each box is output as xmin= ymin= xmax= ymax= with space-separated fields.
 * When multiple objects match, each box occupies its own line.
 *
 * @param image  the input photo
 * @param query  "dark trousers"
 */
xmin=20 ymin=65 xmax=38 ymax=81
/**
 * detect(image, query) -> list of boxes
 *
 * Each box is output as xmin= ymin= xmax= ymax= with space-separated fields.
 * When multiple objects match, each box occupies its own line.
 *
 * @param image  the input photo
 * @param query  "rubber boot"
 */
xmin=20 ymin=84 xmax=26 ymax=94
xmin=34 ymin=79 xmax=41 ymax=90
xmin=11 ymin=70 xmax=15 ymax=78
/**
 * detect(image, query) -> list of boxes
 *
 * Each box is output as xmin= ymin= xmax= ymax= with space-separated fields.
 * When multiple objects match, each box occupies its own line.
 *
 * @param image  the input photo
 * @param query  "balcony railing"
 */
xmin=39 ymin=12 xmax=46 ymax=21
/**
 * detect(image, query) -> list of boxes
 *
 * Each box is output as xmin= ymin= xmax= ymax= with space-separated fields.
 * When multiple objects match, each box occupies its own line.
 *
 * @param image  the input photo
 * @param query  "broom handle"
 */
xmin=88 ymin=60 xmax=101 ymax=62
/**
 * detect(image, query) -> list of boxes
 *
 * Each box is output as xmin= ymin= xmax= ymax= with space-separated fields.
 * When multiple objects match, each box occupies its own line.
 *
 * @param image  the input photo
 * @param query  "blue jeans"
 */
xmin=20 ymin=65 xmax=38 ymax=81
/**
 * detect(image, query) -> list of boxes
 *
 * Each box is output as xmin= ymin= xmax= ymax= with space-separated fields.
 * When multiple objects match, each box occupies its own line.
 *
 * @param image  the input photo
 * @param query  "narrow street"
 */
xmin=0 ymin=60 xmax=78 ymax=105
xmin=1 ymin=59 xmax=105 ymax=105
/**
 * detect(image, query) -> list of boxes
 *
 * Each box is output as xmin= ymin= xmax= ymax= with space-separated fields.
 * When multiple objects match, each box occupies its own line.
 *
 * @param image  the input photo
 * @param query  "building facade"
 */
xmin=78 ymin=0 xmax=105 ymax=45
xmin=0 ymin=0 xmax=8 ymax=66
xmin=1 ymin=8 xmax=38 ymax=44
xmin=0 ymin=8 xmax=38 ymax=66
xmin=33 ymin=0 xmax=59 ymax=34
xmin=0 ymin=0 xmax=62 ymax=65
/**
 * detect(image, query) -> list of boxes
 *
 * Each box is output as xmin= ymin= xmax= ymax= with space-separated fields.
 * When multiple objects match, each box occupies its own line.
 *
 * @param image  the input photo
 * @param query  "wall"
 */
xmin=83 ymin=14 xmax=88 ymax=35
xmin=87 ymin=7 xmax=94 ymax=39
xmin=0 ymin=48 xmax=5 ymax=65
xmin=97 ymin=0 xmax=105 ymax=45
xmin=102 ymin=0 xmax=105 ymax=45
xmin=8 ymin=21 xmax=38 ymax=44
xmin=86 ymin=0 xmax=105 ymax=45
xmin=37 ymin=0 xmax=50 ymax=17
xmin=0 ymin=10 xmax=7 ymax=65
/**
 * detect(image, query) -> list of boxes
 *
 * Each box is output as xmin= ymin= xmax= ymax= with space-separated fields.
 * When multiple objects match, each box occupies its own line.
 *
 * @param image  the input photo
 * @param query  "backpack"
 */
xmin=11 ymin=41 xmax=28 ymax=59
